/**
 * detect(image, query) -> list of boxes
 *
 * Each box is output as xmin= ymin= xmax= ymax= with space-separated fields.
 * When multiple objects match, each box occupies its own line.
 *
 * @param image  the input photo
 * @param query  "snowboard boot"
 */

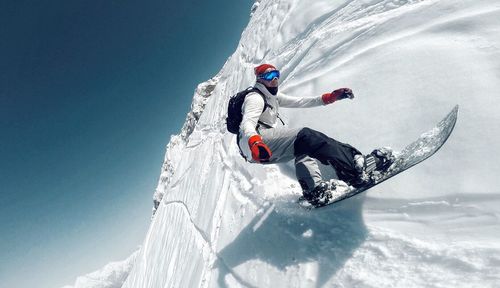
xmin=302 ymin=180 xmax=336 ymax=207
xmin=351 ymin=154 xmax=376 ymax=187
xmin=370 ymin=147 xmax=396 ymax=172
xmin=352 ymin=147 xmax=395 ymax=187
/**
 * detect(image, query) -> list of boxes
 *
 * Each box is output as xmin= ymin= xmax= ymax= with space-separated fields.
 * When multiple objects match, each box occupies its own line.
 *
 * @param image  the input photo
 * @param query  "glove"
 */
xmin=322 ymin=88 xmax=354 ymax=104
xmin=248 ymin=135 xmax=272 ymax=163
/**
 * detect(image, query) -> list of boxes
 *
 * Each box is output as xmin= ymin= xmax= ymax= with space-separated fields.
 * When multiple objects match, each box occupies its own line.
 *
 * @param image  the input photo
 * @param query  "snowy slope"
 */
xmin=62 ymin=251 xmax=138 ymax=288
xmin=121 ymin=0 xmax=500 ymax=287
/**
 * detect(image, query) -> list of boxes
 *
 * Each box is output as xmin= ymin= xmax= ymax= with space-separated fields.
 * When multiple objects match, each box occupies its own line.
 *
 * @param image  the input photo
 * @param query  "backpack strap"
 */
xmin=247 ymin=87 xmax=286 ymax=128
xmin=247 ymin=87 xmax=272 ymax=110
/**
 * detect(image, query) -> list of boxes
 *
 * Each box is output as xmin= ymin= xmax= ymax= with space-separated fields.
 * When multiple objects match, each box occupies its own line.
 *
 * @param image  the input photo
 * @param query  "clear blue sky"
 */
xmin=0 ymin=0 xmax=253 ymax=287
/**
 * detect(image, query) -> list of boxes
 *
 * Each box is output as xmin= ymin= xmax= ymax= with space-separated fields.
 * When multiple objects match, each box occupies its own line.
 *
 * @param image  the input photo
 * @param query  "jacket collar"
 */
xmin=254 ymin=82 xmax=276 ymax=99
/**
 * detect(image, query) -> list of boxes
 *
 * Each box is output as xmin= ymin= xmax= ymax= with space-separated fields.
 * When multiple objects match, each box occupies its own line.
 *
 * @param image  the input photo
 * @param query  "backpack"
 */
xmin=226 ymin=87 xmax=269 ymax=134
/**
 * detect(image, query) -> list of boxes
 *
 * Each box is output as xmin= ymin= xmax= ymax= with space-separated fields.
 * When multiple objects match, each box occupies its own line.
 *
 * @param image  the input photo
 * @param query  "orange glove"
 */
xmin=248 ymin=135 xmax=272 ymax=163
xmin=322 ymin=88 xmax=354 ymax=104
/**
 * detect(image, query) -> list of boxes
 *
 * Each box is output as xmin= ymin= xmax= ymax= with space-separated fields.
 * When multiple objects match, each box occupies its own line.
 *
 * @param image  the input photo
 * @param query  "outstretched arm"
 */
xmin=277 ymin=92 xmax=323 ymax=108
xmin=278 ymin=88 xmax=354 ymax=108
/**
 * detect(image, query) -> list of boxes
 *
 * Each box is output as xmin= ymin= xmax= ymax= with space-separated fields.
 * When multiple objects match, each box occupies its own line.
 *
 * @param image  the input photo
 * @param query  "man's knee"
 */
xmin=294 ymin=127 xmax=327 ymax=157
xmin=296 ymin=127 xmax=316 ymax=139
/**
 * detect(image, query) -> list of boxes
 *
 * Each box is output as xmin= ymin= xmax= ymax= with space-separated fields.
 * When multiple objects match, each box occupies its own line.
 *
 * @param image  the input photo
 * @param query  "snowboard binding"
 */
xmin=353 ymin=147 xmax=396 ymax=187
xmin=369 ymin=147 xmax=396 ymax=182
xmin=371 ymin=147 xmax=396 ymax=171
xmin=302 ymin=181 xmax=334 ymax=207
xmin=302 ymin=179 xmax=351 ymax=208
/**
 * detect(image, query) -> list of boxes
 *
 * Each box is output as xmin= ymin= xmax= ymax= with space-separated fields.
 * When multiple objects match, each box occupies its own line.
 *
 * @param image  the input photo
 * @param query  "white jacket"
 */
xmin=238 ymin=82 xmax=325 ymax=160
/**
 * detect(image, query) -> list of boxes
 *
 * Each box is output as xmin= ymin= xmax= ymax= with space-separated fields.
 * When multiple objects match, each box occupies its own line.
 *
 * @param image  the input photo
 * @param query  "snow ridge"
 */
xmin=63 ymin=251 xmax=139 ymax=288
xmin=153 ymin=77 xmax=219 ymax=215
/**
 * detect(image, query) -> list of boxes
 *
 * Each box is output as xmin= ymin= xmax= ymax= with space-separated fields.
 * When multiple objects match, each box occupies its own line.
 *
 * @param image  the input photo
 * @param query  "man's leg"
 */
xmin=259 ymin=127 xmax=324 ymax=191
xmin=258 ymin=127 xmax=301 ymax=163
xmin=259 ymin=126 xmax=359 ymax=206
xmin=295 ymin=155 xmax=322 ymax=193
xmin=259 ymin=126 xmax=341 ymax=192
xmin=293 ymin=127 xmax=362 ymax=184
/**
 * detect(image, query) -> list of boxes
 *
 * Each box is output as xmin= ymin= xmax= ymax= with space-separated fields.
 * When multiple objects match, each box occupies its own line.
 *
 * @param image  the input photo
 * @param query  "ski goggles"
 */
xmin=258 ymin=70 xmax=280 ymax=81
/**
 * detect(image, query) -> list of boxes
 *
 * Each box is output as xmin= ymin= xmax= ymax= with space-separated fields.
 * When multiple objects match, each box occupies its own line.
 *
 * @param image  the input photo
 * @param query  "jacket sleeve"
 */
xmin=277 ymin=92 xmax=324 ymax=108
xmin=240 ymin=92 xmax=265 ymax=139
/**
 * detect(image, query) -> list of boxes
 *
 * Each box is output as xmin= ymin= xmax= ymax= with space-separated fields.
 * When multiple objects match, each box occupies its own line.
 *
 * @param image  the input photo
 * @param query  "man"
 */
xmin=238 ymin=63 xmax=394 ymax=207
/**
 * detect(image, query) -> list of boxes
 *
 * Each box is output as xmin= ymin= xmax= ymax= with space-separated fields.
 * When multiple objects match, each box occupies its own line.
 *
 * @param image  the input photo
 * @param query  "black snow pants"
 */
xmin=293 ymin=128 xmax=362 ymax=189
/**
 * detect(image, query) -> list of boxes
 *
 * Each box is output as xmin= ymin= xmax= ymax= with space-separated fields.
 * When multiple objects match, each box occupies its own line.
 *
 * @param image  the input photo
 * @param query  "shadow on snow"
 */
xmin=216 ymin=192 xmax=368 ymax=288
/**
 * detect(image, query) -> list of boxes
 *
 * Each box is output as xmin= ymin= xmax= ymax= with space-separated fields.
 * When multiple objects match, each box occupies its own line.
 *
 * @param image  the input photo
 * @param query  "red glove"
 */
xmin=322 ymin=88 xmax=354 ymax=104
xmin=248 ymin=135 xmax=272 ymax=162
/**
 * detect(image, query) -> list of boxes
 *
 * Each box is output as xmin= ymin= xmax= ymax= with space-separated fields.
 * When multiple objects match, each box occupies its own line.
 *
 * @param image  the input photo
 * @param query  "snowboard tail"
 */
xmin=299 ymin=105 xmax=459 ymax=209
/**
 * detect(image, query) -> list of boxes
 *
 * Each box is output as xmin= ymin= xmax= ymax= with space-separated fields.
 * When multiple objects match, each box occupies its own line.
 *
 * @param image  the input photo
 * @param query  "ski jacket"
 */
xmin=238 ymin=82 xmax=325 ymax=161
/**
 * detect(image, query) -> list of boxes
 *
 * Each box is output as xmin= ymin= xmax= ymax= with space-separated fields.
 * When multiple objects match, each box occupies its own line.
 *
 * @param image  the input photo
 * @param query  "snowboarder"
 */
xmin=235 ymin=64 xmax=394 ymax=207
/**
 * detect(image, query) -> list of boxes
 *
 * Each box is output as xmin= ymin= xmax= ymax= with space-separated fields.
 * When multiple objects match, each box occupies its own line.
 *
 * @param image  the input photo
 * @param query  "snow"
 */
xmin=62 ymin=251 xmax=138 ymax=288
xmin=67 ymin=0 xmax=500 ymax=287
xmin=152 ymin=77 xmax=219 ymax=215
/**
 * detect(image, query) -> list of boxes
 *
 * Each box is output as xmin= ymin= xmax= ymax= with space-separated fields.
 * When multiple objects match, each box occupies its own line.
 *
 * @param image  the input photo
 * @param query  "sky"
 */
xmin=0 ymin=0 xmax=254 ymax=287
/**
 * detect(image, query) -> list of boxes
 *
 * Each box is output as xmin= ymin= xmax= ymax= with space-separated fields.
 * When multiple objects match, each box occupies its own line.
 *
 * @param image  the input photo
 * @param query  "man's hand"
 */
xmin=248 ymin=135 xmax=272 ymax=162
xmin=322 ymin=88 xmax=354 ymax=104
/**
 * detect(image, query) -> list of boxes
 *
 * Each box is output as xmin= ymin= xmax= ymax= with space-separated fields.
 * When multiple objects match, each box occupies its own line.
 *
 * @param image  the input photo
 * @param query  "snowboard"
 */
xmin=298 ymin=105 xmax=459 ymax=209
